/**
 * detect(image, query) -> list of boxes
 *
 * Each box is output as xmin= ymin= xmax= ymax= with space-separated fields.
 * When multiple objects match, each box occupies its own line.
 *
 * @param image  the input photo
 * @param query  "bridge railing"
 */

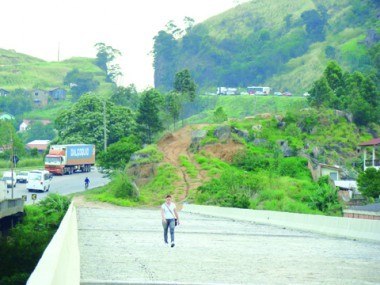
xmin=27 ymin=202 xmax=80 ymax=285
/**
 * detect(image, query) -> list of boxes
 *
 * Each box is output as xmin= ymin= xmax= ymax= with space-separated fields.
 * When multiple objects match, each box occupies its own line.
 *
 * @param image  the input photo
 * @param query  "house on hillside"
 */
xmin=308 ymin=161 xmax=343 ymax=181
xmin=0 ymin=88 xmax=10 ymax=97
xmin=32 ymin=89 xmax=49 ymax=107
xmin=26 ymin=140 xmax=50 ymax=153
xmin=19 ymin=119 xmax=52 ymax=132
xmin=334 ymin=180 xmax=358 ymax=201
xmin=48 ymin=87 xmax=67 ymax=100
xmin=0 ymin=112 xmax=15 ymax=121
xmin=359 ymin=138 xmax=380 ymax=171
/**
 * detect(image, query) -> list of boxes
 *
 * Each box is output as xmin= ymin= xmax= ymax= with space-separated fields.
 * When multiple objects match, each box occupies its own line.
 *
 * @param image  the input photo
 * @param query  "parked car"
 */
xmin=283 ymin=92 xmax=292 ymax=96
xmin=274 ymin=92 xmax=282 ymax=96
xmin=16 ymin=171 xmax=29 ymax=183
xmin=2 ymin=171 xmax=17 ymax=188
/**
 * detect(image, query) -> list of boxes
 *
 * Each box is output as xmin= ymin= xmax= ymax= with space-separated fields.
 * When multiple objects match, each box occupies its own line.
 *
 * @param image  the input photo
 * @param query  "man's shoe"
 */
xmin=171 ymin=242 xmax=175 ymax=248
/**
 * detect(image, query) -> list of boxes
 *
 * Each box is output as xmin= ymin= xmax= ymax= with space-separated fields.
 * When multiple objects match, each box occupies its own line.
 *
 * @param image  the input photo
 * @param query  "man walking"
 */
xmin=161 ymin=195 xmax=179 ymax=247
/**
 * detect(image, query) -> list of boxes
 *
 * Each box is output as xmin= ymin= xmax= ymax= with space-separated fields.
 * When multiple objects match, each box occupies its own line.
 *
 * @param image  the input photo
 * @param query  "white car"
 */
xmin=16 ymin=171 xmax=29 ymax=183
xmin=3 ymin=176 xmax=17 ymax=188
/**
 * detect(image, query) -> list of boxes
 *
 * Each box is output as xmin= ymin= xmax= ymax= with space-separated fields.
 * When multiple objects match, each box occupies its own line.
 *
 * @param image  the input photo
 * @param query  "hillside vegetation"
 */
xmin=0 ymin=48 xmax=112 ymax=94
xmin=153 ymin=0 xmax=379 ymax=92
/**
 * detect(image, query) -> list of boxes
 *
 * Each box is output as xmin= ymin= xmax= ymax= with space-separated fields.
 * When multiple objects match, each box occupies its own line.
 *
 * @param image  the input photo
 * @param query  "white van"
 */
xmin=2 ymin=171 xmax=17 ymax=188
xmin=27 ymin=170 xmax=52 ymax=192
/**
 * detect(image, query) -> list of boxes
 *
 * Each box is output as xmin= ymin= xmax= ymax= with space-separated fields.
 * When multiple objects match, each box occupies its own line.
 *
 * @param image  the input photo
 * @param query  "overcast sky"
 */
xmin=0 ymin=0 xmax=246 ymax=90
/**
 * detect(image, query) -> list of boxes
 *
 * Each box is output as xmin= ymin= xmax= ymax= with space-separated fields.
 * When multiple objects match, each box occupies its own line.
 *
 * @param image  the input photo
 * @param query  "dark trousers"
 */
xmin=162 ymin=219 xmax=175 ymax=243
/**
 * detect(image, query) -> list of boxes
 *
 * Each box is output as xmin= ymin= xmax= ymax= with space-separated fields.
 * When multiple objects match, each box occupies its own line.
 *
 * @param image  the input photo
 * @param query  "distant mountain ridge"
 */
xmin=153 ymin=0 xmax=379 ymax=93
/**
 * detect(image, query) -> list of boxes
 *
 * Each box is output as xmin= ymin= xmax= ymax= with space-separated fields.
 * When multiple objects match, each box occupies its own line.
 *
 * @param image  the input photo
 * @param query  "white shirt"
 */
xmin=162 ymin=202 xmax=176 ymax=219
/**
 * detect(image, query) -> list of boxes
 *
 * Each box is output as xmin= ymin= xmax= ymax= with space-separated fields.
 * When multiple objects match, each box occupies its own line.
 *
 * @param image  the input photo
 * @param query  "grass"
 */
xmin=185 ymin=95 xmax=308 ymax=125
xmin=0 ymin=49 xmax=112 ymax=97
xmin=85 ymin=163 xmax=181 ymax=207
xmin=23 ymin=100 xmax=73 ymax=120
xmin=0 ymin=158 xmax=44 ymax=176
xmin=179 ymin=155 xmax=198 ymax=178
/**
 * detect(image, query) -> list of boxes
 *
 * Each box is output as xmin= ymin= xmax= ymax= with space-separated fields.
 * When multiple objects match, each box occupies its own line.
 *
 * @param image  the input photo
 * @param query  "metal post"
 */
xmin=372 ymin=147 xmax=375 ymax=168
xmin=10 ymin=132 xmax=14 ymax=199
xmin=103 ymin=100 xmax=107 ymax=152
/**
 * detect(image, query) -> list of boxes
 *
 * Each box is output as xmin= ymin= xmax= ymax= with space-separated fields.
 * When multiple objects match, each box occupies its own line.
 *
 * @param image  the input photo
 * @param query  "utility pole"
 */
xmin=58 ymin=42 xmax=60 ymax=62
xmin=103 ymin=100 xmax=107 ymax=152
xmin=10 ymin=132 xmax=14 ymax=199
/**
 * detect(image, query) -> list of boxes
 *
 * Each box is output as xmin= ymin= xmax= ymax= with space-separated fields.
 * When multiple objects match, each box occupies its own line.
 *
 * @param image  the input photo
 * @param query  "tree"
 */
xmin=213 ymin=107 xmax=228 ymax=123
xmin=0 ymin=89 xmax=33 ymax=116
xmin=110 ymin=85 xmax=139 ymax=110
xmin=165 ymin=91 xmax=182 ymax=129
xmin=174 ymin=69 xmax=197 ymax=102
xmin=323 ymin=61 xmax=343 ymax=91
xmin=55 ymin=94 xmax=135 ymax=150
xmin=153 ymin=30 xmax=178 ymax=89
xmin=22 ymin=121 xmax=55 ymax=143
xmin=0 ymin=121 xmax=24 ymax=160
xmin=358 ymin=168 xmax=380 ymax=199
xmin=136 ymin=89 xmax=164 ymax=144
xmin=97 ymin=135 xmax=141 ymax=169
xmin=64 ymin=69 xmax=99 ymax=101
xmin=184 ymin=16 xmax=195 ymax=33
xmin=301 ymin=9 xmax=327 ymax=41
xmin=308 ymin=77 xmax=336 ymax=108
xmin=94 ymin=42 xmax=122 ymax=83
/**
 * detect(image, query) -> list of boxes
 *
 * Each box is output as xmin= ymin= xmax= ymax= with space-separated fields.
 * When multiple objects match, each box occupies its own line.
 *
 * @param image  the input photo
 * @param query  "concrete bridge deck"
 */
xmin=77 ymin=205 xmax=380 ymax=285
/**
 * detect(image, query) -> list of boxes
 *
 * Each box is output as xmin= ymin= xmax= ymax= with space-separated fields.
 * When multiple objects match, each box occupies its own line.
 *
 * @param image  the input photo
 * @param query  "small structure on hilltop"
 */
xmin=48 ymin=87 xmax=67 ymax=101
xmin=359 ymin=138 xmax=380 ymax=170
xmin=32 ymin=89 xmax=49 ymax=107
xmin=19 ymin=119 xmax=52 ymax=132
xmin=0 ymin=88 xmax=10 ymax=97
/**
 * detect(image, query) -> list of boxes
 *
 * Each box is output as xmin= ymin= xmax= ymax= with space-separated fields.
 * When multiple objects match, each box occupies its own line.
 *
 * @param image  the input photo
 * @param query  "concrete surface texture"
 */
xmin=78 ymin=205 xmax=380 ymax=285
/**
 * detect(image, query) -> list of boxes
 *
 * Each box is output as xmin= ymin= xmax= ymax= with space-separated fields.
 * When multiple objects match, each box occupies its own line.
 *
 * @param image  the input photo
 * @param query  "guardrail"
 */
xmin=0 ymin=198 xmax=24 ymax=219
xmin=183 ymin=204 xmax=380 ymax=243
xmin=27 ymin=202 xmax=80 ymax=285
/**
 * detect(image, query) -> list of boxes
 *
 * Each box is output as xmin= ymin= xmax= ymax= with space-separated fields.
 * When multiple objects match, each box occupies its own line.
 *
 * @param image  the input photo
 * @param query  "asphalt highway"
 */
xmin=4 ymin=169 xmax=109 ymax=204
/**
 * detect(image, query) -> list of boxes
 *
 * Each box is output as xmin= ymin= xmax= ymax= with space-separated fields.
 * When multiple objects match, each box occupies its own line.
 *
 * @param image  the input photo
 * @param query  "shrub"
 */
xmin=277 ymin=157 xmax=311 ymax=180
xmin=308 ymin=176 xmax=342 ymax=215
xmin=0 ymin=194 xmax=70 ymax=284
xmin=109 ymin=172 xmax=139 ymax=199
xmin=357 ymin=168 xmax=380 ymax=199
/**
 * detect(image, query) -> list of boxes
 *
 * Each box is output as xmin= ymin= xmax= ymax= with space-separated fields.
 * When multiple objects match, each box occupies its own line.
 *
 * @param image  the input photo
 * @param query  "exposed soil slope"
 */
xmin=157 ymin=124 xmax=244 ymax=202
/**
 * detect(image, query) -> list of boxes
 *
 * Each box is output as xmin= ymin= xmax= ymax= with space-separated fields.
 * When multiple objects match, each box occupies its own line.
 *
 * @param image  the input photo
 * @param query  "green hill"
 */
xmin=153 ymin=0 xmax=379 ymax=93
xmin=0 ymin=48 xmax=112 ymax=94
xmin=184 ymin=95 xmax=308 ymax=124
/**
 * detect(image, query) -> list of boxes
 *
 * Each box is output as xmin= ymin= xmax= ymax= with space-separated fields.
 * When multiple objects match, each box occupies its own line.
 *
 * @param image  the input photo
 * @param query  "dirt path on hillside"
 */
xmin=157 ymin=125 xmax=207 ymax=203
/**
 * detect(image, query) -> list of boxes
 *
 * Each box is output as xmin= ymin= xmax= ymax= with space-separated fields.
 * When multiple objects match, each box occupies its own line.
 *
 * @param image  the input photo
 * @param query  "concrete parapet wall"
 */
xmin=183 ymin=204 xmax=380 ymax=242
xmin=0 ymin=198 xmax=24 ymax=219
xmin=344 ymin=210 xmax=380 ymax=220
xmin=27 ymin=202 xmax=80 ymax=285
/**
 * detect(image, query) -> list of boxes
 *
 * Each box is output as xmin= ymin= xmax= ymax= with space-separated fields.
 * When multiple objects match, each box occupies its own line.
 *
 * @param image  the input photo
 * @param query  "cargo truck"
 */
xmin=45 ymin=144 xmax=95 ymax=175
